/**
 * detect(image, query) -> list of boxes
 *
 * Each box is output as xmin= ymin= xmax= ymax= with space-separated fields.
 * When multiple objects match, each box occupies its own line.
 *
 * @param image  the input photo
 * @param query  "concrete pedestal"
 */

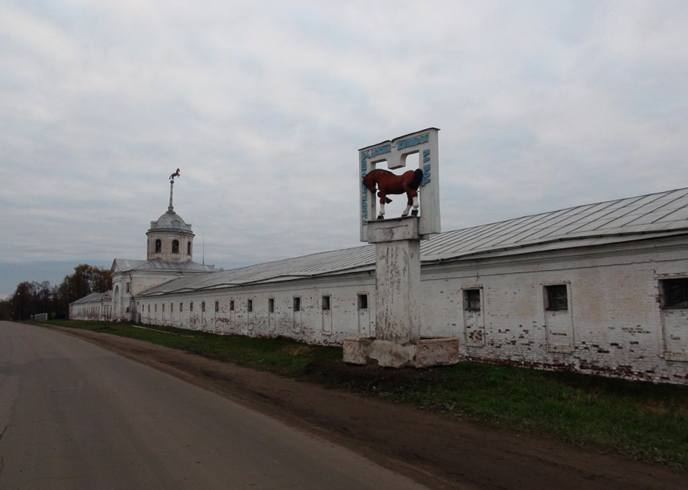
xmin=343 ymin=217 xmax=459 ymax=368
xmin=374 ymin=238 xmax=421 ymax=343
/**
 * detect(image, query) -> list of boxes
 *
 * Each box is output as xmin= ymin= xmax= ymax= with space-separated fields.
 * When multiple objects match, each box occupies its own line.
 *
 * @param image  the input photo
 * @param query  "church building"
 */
xmin=70 ymin=173 xmax=216 ymax=322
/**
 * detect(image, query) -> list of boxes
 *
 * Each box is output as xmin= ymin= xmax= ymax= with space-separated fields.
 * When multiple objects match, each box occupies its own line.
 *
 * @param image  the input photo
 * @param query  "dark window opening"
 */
xmin=179 ymin=302 xmax=183 ymax=312
xmin=187 ymin=242 xmax=192 ymax=255
xmin=358 ymin=294 xmax=368 ymax=310
xmin=190 ymin=302 xmax=194 ymax=312
xmin=247 ymin=299 xmax=253 ymax=312
xmin=172 ymin=240 xmax=180 ymax=254
xmin=293 ymin=297 xmax=301 ymax=312
xmin=230 ymin=300 xmax=234 ymax=311
xmin=662 ymin=278 xmax=688 ymax=308
xmin=322 ymin=295 xmax=331 ymax=311
xmin=155 ymin=239 xmax=162 ymax=253
xmin=545 ymin=285 xmax=568 ymax=311
xmin=201 ymin=301 xmax=206 ymax=312
xmin=215 ymin=301 xmax=219 ymax=312
xmin=464 ymin=289 xmax=481 ymax=311
xmin=268 ymin=298 xmax=274 ymax=313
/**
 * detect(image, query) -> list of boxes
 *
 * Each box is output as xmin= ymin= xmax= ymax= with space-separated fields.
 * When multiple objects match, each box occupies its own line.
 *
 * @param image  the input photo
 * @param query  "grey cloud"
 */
xmin=1 ymin=1 xmax=687 ymax=296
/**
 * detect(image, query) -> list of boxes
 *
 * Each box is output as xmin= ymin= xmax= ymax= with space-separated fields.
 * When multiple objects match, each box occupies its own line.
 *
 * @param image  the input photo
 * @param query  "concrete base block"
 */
xmin=343 ymin=337 xmax=460 ymax=368
xmin=366 ymin=217 xmax=420 ymax=243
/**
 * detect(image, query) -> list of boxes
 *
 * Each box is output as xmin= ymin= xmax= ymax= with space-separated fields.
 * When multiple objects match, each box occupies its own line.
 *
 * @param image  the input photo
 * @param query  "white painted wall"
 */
xmin=135 ymin=236 xmax=688 ymax=384
xmin=69 ymin=302 xmax=111 ymax=321
xmin=138 ymin=274 xmax=376 ymax=345
xmin=112 ymin=270 xmax=190 ymax=321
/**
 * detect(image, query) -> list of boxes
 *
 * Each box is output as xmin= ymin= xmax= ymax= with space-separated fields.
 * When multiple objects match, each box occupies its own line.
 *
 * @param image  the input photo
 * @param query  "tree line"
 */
xmin=0 ymin=264 xmax=112 ymax=321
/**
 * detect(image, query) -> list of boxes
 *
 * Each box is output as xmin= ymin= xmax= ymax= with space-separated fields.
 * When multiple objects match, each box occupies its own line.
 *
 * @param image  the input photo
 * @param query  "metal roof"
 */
xmin=70 ymin=292 xmax=110 ymax=306
xmin=139 ymin=187 xmax=688 ymax=297
xmin=112 ymin=259 xmax=217 ymax=273
xmin=149 ymin=209 xmax=193 ymax=233
xmin=140 ymin=246 xmax=377 ymax=296
xmin=421 ymin=187 xmax=688 ymax=261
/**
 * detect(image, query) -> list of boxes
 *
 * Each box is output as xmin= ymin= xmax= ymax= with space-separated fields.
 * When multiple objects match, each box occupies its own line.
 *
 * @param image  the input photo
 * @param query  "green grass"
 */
xmin=345 ymin=362 xmax=688 ymax=468
xmin=46 ymin=319 xmax=341 ymax=376
xmin=43 ymin=319 xmax=688 ymax=470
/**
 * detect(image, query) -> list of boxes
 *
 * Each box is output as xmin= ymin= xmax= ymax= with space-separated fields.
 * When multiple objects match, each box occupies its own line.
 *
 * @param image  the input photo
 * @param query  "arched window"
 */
xmin=172 ymin=240 xmax=179 ymax=254
xmin=155 ymin=239 xmax=162 ymax=253
xmin=187 ymin=242 xmax=192 ymax=255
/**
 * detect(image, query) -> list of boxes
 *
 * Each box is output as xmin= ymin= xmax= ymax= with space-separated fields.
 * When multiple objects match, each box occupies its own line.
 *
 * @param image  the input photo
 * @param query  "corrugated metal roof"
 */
xmin=140 ymin=187 xmax=688 ymax=297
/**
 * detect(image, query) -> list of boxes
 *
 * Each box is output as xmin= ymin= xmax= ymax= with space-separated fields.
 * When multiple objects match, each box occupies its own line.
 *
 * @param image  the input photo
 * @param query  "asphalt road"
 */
xmin=0 ymin=322 xmax=429 ymax=490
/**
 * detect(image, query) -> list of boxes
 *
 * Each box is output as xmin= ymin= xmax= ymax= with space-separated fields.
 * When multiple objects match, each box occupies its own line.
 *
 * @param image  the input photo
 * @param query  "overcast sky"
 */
xmin=1 ymin=0 xmax=687 ymax=299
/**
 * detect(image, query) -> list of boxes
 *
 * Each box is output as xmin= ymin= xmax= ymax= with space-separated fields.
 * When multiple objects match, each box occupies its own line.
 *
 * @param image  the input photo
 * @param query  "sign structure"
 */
xmin=359 ymin=128 xmax=440 ymax=241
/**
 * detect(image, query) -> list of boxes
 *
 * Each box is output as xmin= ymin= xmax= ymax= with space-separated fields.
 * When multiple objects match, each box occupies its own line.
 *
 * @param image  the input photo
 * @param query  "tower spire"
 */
xmin=168 ymin=168 xmax=180 ymax=212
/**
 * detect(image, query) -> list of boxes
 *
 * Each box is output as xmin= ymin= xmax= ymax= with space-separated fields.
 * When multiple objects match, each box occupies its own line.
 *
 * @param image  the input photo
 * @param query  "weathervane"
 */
xmin=168 ymin=168 xmax=180 ymax=212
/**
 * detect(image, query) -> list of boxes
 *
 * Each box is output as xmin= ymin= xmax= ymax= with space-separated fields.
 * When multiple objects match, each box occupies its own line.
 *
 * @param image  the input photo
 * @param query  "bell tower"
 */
xmin=146 ymin=169 xmax=195 ymax=262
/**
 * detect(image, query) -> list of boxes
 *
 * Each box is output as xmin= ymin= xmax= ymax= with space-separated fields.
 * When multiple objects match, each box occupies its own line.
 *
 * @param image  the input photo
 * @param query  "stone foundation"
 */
xmin=343 ymin=337 xmax=460 ymax=368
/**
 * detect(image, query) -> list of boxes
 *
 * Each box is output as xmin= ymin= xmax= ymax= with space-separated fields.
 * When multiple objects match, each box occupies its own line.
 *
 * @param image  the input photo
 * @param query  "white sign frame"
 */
xmin=359 ymin=128 xmax=440 ymax=242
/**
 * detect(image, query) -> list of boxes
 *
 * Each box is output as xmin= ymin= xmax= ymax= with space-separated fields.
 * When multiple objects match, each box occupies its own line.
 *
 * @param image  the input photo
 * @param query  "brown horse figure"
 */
xmin=363 ymin=168 xmax=423 ymax=220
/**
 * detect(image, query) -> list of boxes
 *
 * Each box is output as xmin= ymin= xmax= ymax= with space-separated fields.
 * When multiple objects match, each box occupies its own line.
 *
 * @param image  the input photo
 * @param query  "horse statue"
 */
xmin=169 ymin=168 xmax=180 ymax=182
xmin=363 ymin=168 xmax=423 ymax=220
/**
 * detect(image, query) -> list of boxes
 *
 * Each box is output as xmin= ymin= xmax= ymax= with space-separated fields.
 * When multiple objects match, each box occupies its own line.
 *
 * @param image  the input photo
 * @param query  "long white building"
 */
xmin=71 ymin=187 xmax=688 ymax=385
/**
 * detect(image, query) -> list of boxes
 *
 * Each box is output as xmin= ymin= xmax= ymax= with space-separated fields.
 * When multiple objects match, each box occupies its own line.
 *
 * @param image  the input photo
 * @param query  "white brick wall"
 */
xmin=135 ymin=237 xmax=688 ymax=384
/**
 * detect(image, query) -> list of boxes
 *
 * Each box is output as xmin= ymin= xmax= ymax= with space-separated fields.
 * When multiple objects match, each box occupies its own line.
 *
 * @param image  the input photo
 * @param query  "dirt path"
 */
xmin=48 ymin=326 xmax=686 ymax=490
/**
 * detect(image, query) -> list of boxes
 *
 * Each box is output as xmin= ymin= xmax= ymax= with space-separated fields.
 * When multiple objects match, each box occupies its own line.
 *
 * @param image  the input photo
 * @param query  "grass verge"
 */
xmin=44 ymin=319 xmax=688 ymax=470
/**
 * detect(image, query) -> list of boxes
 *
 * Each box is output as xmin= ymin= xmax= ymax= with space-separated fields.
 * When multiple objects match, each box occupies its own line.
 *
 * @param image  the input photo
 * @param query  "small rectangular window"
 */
xmin=230 ymin=300 xmax=234 ymax=311
xmin=247 ymin=299 xmax=253 ymax=312
xmin=154 ymin=304 xmax=157 ymax=312
xmin=268 ymin=298 xmax=274 ymax=313
xmin=215 ymin=301 xmax=219 ymax=312
xmin=662 ymin=278 xmax=688 ymax=308
xmin=358 ymin=294 xmax=368 ymax=310
xmin=190 ymin=302 xmax=194 ymax=312
xmin=464 ymin=289 xmax=481 ymax=311
xmin=126 ymin=282 xmax=130 ymax=293
xmin=545 ymin=284 xmax=568 ymax=311
xmin=202 ymin=301 xmax=206 ymax=312
xmin=293 ymin=297 xmax=301 ymax=312
xmin=322 ymin=295 xmax=331 ymax=311
xmin=162 ymin=304 xmax=165 ymax=312
xmin=179 ymin=302 xmax=183 ymax=312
